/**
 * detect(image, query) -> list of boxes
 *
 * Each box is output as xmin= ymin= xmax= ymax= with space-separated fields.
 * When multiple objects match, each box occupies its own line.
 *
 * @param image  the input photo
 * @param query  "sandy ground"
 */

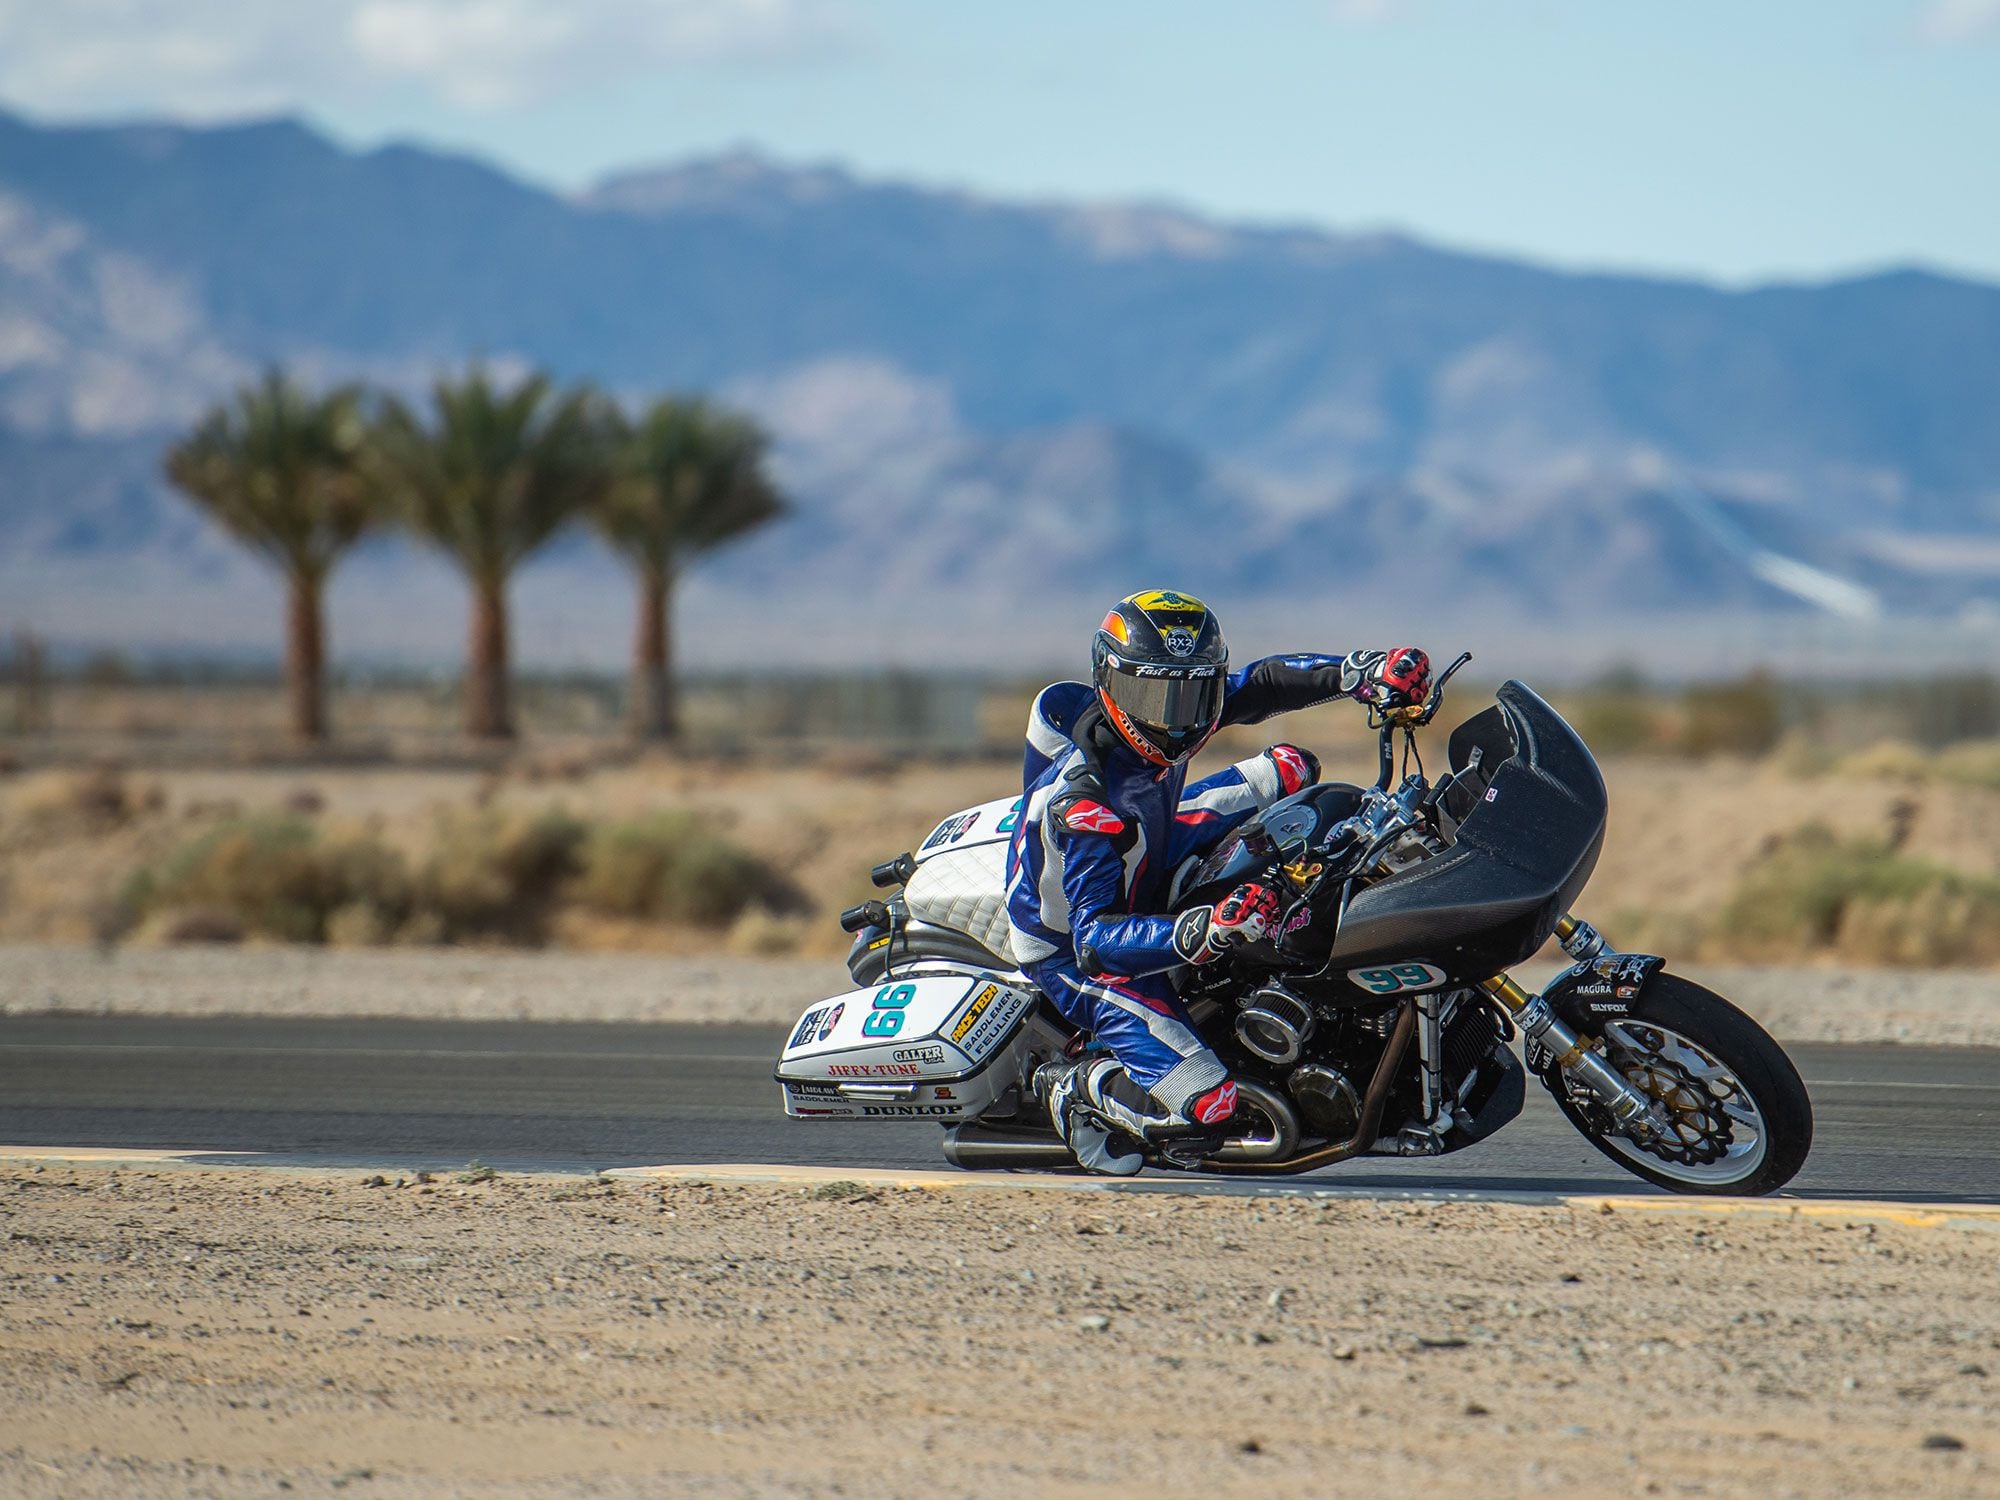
xmin=2 ymin=943 xmax=1996 ymax=1047
xmin=0 ymin=1165 xmax=1994 ymax=1498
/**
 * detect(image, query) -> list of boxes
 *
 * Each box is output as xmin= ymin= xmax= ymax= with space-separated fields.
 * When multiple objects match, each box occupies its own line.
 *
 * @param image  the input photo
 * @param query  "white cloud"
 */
xmin=1918 ymin=0 xmax=2000 ymax=42
xmin=0 ymin=0 xmax=842 ymax=118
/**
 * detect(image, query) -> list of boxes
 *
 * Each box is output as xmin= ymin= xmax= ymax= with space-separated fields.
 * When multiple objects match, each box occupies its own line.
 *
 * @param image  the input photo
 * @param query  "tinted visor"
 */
xmin=1105 ymin=663 xmax=1223 ymax=759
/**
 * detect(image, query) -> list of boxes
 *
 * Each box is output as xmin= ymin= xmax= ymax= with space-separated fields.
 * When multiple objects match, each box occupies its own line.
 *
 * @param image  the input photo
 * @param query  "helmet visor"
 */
xmin=1104 ymin=662 xmax=1224 ymax=758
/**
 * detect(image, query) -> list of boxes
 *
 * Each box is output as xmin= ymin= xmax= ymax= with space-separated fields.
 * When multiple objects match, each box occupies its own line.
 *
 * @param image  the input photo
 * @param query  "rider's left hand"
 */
xmin=1345 ymin=647 xmax=1431 ymax=710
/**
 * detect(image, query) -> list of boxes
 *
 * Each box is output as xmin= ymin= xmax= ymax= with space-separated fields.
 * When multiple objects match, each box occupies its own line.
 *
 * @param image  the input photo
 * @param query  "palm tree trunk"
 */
xmin=466 ymin=573 xmax=513 ymax=738
xmin=630 ymin=564 xmax=678 ymax=741
xmin=285 ymin=567 xmax=326 ymax=741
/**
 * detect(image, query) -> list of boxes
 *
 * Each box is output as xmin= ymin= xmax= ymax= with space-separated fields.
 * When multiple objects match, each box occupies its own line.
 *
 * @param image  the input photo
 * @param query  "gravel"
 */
xmin=0 ymin=1166 xmax=1994 ymax=1497
xmin=3 ymin=944 xmax=1997 ymax=1046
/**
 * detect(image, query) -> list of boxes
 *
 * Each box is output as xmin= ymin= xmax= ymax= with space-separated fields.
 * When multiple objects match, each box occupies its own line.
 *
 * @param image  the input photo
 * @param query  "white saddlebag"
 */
xmin=776 ymin=972 xmax=1036 ymax=1121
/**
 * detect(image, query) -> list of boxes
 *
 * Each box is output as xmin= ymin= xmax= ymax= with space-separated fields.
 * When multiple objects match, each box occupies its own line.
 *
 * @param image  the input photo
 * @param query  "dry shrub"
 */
xmin=1825 ymin=739 xmax=2000 ymax=793
xmin=1679 ymin=672 xmax=1784 ymax=758
xmin=412 ymin=808 xmax=586 ymax=943
xmin=1710 ymin=822 xmax=2000 ymax=966
xmin=1833 ymin=740 xmax=1930 ymax=784
xmin=10 ymin=767 xmax=134 ymax=831
xmin=573 ymin=812 xmax=797 ymax=925
xmin=1566 ymin=694 xmax=1663 ymax=756
xmin=124 ymin=816 xmax=402 ymax=944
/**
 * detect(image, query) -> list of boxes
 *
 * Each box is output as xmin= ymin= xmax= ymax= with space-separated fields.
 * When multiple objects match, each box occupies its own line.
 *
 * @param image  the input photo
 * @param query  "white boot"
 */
xmin=1040 ymin=1056 xmax=1148 ymax=1176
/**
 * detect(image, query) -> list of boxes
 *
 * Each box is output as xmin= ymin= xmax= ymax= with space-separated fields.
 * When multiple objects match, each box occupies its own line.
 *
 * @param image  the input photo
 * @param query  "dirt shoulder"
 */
xmin=1 ymin=1165 xmax=1993 ymax=1498
xmin=3 ymin=943 xmax=1996 ymax=1047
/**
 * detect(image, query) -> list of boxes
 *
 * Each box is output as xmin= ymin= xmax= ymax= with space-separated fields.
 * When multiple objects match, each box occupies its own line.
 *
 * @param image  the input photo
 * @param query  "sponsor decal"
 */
xmin=860 ymin=1104 xmax=961 ymax=1117
xmin=1062 ymin=799 xmax=1126 ymax=836
xmin=1129 ymin=662 xmax=1215 ymax=679
xmin=825 ymin=1062 xmax=923 ymax=1078
xmin=949 ymin=984 xmax=1001 ymax=1045
xmin=785 ymin=1081 xmax=844 ymax=1100
xmin=790 ymin=1106 xmax=860 ymax=1117
xmin=1483 ymin=786 xmax=1499 ymax=803
xmin=921 ymin=811 xmax=980 ymax=850
xmin=892 ymin=1044 xmax=947 ymax=1065
xmin=933 ymin=1086 xmax=955 ymax=1100
xmin=1163 ymin=625 xmax=1198 ymax=657
xmin=789 ymin=1008 xmax=826 ymax=1048
xmin=1281 ymin=904 xmax=1314 ymax=936
xmin=959 ymin=1002 xmax=1022 ymax=1060
xmin=816 ymin=1002 xmax=844 ymax=1042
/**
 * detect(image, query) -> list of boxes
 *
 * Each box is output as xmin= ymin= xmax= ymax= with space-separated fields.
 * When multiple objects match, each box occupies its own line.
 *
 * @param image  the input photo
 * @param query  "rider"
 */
xmin=1005 ymin=589 xmax=1430 ymax=1174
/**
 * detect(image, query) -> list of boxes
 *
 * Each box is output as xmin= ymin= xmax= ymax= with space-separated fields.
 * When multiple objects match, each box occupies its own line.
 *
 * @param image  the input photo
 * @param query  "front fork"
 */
xmin=1477 ymin=916 xmax=1665 ymax=1137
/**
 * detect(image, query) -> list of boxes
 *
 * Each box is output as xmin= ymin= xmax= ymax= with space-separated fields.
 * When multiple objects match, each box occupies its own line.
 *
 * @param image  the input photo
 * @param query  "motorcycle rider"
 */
xmin=1005 ymin=589 xmax=1430 ymax=1174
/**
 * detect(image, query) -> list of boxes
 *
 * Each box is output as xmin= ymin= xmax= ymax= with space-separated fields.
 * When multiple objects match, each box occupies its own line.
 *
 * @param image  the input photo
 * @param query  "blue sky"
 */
xmin=2 ymin=0 xmax=1996 ymax=284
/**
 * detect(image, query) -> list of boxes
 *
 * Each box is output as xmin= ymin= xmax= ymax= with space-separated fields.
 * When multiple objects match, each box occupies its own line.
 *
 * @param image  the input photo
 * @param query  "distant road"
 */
xmin=2 ymin=1015 xmax=1997 ymax=1201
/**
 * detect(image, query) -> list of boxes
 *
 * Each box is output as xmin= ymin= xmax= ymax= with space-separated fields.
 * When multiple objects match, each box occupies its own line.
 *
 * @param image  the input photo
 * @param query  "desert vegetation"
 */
xmin=2 ymin=733 xmax=1999 ymax=968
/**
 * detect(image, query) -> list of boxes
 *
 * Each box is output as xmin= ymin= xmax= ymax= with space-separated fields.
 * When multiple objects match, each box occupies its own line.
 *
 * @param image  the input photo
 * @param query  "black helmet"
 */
xmin=1091 ymin=589 xmax=1228 ymax=766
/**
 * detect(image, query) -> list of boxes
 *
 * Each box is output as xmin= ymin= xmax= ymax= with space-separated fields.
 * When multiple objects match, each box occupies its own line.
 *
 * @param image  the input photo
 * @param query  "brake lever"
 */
xmin=1414 ymin=651 xmax=1474 ymax=726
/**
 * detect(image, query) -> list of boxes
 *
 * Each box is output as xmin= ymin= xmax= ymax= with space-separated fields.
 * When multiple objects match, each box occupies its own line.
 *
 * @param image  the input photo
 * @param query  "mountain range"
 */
xmin=2 ymin=106 xmax=1998 ymax=672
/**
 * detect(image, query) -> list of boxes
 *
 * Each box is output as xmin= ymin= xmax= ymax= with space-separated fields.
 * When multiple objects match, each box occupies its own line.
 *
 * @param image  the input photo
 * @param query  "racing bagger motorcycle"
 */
xmin=775 ymin=659 xmax=1814 ymax=1195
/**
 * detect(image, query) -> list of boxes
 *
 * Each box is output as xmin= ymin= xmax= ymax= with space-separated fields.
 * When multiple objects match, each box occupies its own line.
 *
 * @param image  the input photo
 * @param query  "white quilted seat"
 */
xmin=903 ymin=839 xmax=1016 ymax=960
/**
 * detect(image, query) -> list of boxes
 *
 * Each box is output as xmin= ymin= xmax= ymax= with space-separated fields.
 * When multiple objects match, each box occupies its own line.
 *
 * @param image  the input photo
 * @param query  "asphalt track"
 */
xmin=2 ymin=1014 xmax=1997 ymax=1202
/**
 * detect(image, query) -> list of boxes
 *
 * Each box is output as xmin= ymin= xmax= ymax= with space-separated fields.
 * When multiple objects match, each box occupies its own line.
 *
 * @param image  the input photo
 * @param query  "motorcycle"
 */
xmin=774 ymin=658 xmax=1814 ymax=1195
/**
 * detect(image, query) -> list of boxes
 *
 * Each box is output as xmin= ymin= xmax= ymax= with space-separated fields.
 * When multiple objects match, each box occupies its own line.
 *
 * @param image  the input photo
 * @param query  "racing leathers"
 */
xmin=1004 ymin=651 xmax=1394 ymax=1132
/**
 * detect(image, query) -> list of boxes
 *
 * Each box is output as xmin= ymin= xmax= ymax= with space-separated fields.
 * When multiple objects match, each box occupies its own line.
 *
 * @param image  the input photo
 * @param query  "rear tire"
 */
xmin=1545 ymin=974 xmax=1812 ymax=1196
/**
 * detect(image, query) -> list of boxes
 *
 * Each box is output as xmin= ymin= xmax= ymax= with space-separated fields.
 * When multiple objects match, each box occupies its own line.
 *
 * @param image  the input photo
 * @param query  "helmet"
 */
xmin=1091 ymin=590 xmax=1227 ymax=766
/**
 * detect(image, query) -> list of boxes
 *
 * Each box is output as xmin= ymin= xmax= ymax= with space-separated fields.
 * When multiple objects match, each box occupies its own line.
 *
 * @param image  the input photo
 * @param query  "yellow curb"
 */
xmin=1563 ymin=1194 xmax=2000 ymax=1231
xmin=605 ymin=1162 xmax=1086 ymax=1192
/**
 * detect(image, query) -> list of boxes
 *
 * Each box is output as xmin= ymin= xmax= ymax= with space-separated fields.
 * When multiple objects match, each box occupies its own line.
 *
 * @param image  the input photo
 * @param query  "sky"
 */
xmin=0 ymin=0 xmax=1996 ymax=284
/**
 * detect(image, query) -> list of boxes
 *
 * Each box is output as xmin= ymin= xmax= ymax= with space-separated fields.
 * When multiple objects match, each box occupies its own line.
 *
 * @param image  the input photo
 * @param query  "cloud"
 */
xmin=1918 ymin=0 xmax=2000 ymax=42
xmin=0 ymin=0 xmax=842 ymax=118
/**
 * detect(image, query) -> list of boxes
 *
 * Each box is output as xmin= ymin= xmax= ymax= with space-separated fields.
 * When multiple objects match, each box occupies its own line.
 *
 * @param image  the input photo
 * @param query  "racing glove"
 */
xmin=1172 ymin=881 xmax=1283 ymax=965
xmin=1341 ymin=647 xmax=1431 ymax=711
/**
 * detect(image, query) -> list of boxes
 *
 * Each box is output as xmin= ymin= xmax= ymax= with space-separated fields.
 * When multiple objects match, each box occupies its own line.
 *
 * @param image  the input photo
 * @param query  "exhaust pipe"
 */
xmin=941 ymin=1123 xmax=1077 ymax=1171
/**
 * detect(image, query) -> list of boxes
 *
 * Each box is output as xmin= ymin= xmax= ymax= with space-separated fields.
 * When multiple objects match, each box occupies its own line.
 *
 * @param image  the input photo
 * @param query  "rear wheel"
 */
xmin=1545 ymin=975 xmax=1812 ymax=1196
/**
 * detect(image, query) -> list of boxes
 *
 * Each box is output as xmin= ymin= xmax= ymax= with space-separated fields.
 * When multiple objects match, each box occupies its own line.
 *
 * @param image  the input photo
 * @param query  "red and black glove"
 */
xmin=1172 ymin=881 xmax=1283 ymax=965
xmin=1342 ymin=647 xmax=1431 ymax=711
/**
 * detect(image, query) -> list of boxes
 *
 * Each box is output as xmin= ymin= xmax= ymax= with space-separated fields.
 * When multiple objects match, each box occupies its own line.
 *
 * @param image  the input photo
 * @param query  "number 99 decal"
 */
xmin=1347 ymin=962 xmax=1448 ymax=994
xmin=861 ymin=982 xmax=917 ymax=1037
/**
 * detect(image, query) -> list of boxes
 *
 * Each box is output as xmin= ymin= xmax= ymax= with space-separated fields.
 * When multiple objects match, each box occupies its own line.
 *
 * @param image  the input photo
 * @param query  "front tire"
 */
xmin=1544 ymin=974 xmax=1812 ymax=1196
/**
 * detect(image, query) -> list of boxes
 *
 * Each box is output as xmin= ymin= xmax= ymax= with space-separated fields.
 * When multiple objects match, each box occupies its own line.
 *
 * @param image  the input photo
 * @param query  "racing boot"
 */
xmin=1035 ymin=1055 xmax=1151 ymax=1176
xmin=1038 ymin=1057 xmax=1146 ymax=1175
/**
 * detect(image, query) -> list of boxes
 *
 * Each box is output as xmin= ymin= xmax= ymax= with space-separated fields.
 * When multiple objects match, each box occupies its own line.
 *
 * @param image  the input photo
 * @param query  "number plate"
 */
xmin=1347 ymin=962 xmax=1448 ymax=994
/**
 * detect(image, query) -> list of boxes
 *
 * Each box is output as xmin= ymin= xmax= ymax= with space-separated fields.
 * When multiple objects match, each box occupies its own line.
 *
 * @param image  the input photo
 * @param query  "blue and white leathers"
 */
xmin=1003 ymin=654 xmax=1363 ymax=1115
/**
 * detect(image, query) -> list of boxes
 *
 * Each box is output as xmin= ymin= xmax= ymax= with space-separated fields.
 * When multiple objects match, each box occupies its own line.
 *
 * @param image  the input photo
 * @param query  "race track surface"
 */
xmin=3 ymin=1014 xmax=1997 ymax=1201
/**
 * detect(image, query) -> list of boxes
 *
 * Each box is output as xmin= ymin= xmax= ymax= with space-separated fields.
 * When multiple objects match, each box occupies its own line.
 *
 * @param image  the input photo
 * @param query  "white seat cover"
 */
xmin=902 ymin=838 xmax=1015 ymax=959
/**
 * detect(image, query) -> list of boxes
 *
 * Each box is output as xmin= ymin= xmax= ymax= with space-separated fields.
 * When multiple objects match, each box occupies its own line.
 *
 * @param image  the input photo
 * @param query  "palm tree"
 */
xmin=373 ymin=370 xmax=613 ymax=738
xmin=164 ymin=371 xmax=374 ymax=741
xmin=595 ymin=398 xmax=788 ymax=740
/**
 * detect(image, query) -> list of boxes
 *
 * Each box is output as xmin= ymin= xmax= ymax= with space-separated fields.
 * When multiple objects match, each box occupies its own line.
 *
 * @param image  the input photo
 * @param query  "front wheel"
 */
xmin=1544 ymin=975 xmax=1812 ymax=1196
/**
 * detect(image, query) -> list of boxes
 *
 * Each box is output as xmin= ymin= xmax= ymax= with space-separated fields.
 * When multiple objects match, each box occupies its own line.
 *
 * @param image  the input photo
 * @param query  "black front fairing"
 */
xmin=1180 ymin=681 xmax=1606 ymax=987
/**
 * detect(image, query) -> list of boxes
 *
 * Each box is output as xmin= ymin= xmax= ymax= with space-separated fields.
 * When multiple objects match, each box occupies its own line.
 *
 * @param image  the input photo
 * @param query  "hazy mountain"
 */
xmin=2 ymin=106 xmax=1997 ymax=669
